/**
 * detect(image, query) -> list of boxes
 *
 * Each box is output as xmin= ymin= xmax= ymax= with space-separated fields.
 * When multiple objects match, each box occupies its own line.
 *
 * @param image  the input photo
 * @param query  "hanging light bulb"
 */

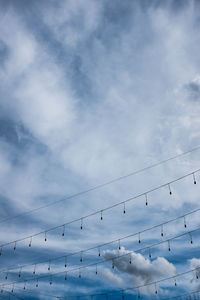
xmin=0 ymin=287 xmax=3 ymax=293
xmin=80 ymin=252 xmax=83 ymax=262
xmin=49 ymin=276 xmax=52 ymax=285
xmin=145 ymin=193 xmax=148 ymax=206
xmin=23 ymin=281 xmax=26 ymax=290
xmin=149 ymin=248 xmax=151 ymax=259
xmin=161 ymin=225 xmax=164 ymax=237
xmin=36 ymin=279 xmax=39 ymax=288
xmin=121 ymin=292 xmax=125 ymax=299
xmin=123 ymin=202 xmax=126 ymax=214
xmin=118 ymin=240 xmax=121 ymax=250
xmin=62 ymin=225 xmax=65 ymax=237
xmin=137 ymin=288 xmax=140 ymax=299
xmin=64 ymin=272 xmax=68 ymax=281
xmin=0 ymin=247 xmax=2 ymax=256
xmin=48 ymin=261 xmax=51 ymax=271
xmin=168 ymin=240 xmax=171 ymax=252
xmin=64 ymin=256 xmax=67 ymax=268
xmin=18 ymin=267 xmax=22 ymax=278
xmin=112 ymin=260 xmax=115 ymax=270
xmin=29 ymin=237 xmax=32 ymax=247
xmin=80 ymin=218 xmax=83 ymax=230
xmin=14 ymin=241 xmax=16 ymax=251
xmin=5 ymin=273 xmax=8 ymax=280
xmin=98 ymin=247 xmax=101 ymax=257
xmin=155 ymin=283 xmax=158 ymax=294
xmin=193 ymin=173 xmax=197 ymax=184
xmin=44 ymin=232 xmax=47 ymax=242
xmin=33 ymin=264 xmax=36 ymax=275
xmin=96 ymin=264 xmax=98 ymax=275
xmin=101 ymin=210 xmax=103 ymax=220
xmin=129 ymin=254 xmax=132 ymax=264
xmin=189 ymin=232 xmax=193 ymax=244
xmin=138 ymin=232 xmax=141 ymax=244
xmin=79 ymin=269 xmax=81 ymax=278
xmin=11 ymin=284 xmax=14 ymax=293
xmin=168 ymin=184 xmax=172 ymax=195
xmin=184 ymin=216 xmax=187 ymax=228
xmin=174 ymin=279 xmax=177 ymax=286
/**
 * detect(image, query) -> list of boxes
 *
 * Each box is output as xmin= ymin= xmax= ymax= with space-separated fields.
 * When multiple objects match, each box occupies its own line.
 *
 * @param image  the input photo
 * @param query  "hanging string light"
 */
xmin=184 ymin=216 xmax=187 ymax=228
xmin=123 ymin=202 xmax=126 ymax=214
xmin=129 ymin=254 xmax=132 ymax=264
xmin=80 ymin=218 xmax=83 ymax=230
xmin=79 ymin=269 xmax=81 ymax=278
xmin=137 ymin=288 xmax=140 ymax=299
xmin=101 ymin=211 xmax=103 ymax=220
xmin=80 ymin=252 xmax=83 ymax=263
xmin=44 ymin=232 xmax=47 ymax=242
xmin=33 ymin=264 xmax=36 ymax=275
xmin=148 ymin=248 xmax=151 ymax=259
xmin=64 ymin=272 xmax=67 ymax=281
xmin=112 ymin=260 xmax=114 ymax=269
xmin=18 ymin=267 xmax=22 ymax=278
xmin=62 ymin=225 xmax=65 ymax=237
xmin=35 ymin=279 xmax=38 ymax=288
xmin=29 ymin=237 xmax=32 ymax=248
xmin=5 ymin=272 xmax=8 ymax=280
xmin=49 ymin=276 xmax=52 ymax=285
xmin=23 ymin=281 xmax=26 ymax=290
xmin=155 ymin=283 xmax=158 ymax=294
xmin=95 ymin=264 xmax=98 ymax=275
xmin=48 ymin=261 xmax=51 ymax=271
xmin=64 ymin=256 xmax=67 ymax=268
xmin=13 ymin=242 xmax=16 ymax=251
xmin=193 ymin=173 xmax=197 ymax=184
xmin=118 ymin=240 xmax=121 ymax=250
xmin=174 ymin=278 xmax=177 ymax=286
xmin=0 ymin=169 xmax=199 ymax=256
xmin=145 ymin=193 xmax=148 ymax=206
xmin=189 ymin=232 xmax=193 ymax=244
xmin=168 ymin=184 xmax=172 ymax=195
xmin=98 ymin=247 xmax=101 ymax=257
xmin=168 ymin=240 xmax=171 ymax=251
xmin=161 ymin=225 xmax=164 ymax=237
xmin=138 ymin=233 xmax=141 ymax=244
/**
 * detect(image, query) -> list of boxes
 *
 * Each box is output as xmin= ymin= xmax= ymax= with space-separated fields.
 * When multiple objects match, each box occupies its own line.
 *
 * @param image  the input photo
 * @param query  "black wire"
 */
xmin=1 ymin=226 xmax=199 ymax=289
xmin=1 ymin=205 xmax=200 ymax=275
xmin=1 ymin=145 xmax=200 ymax=225
xmin=0 ymin=168 xmax=199 ymax=250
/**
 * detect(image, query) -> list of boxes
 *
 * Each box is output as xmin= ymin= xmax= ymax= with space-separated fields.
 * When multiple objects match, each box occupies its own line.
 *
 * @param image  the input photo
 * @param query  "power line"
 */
xmin=1 ymin=264 xmax=200 ymax=299
xmin=0 ymin=168 xmax=199 ymax=253
xmin=1 ymin=145 xmax=200 ymax=225
xmin=1 ymin=226 xmax=199 ymax=289
xmin=1 ymin=205 xmax=199 ymax=276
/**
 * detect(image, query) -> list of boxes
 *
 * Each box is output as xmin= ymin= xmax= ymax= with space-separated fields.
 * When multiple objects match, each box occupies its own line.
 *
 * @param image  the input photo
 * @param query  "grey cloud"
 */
xmin=104 ymin=247 xmax=176 ymax=286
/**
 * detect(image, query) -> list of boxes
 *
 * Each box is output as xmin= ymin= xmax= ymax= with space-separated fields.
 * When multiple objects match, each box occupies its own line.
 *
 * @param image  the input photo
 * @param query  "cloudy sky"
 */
xmin=0 ymin=0 xmax=200 ymax=299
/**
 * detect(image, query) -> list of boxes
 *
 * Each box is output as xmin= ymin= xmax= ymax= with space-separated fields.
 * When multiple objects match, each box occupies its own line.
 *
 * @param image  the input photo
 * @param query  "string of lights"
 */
xmin=0 ymin=168 xmax=199 ymax=255
xmin=1 ymin=265 xmax=200 ymax=299
xmin=162 ymin=289 xmax=200 ymax=299
xmin=0 ymin=226 xmax=199 ymax=290
xmin=1 ymin=205 xmax=200 ymax=276
xmin=1 ymin=145 xmax=200 ymax=225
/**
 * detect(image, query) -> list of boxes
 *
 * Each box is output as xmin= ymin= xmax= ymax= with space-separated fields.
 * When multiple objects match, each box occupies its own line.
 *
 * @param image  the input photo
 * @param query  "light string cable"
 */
xmin=1 ymin=145 xmax=200 ymax=225
xmin=1 ymin=226 xmax=200 ymax=289
xmin=2 ymin=264 xmax=200 ymax=299
xmin=0 ymin=168 xmax=199 ymax=253
xmin=162 ymin=289 xmax=200 ymax=299
xmin=1 ymin=205 xmax=200 ymax=276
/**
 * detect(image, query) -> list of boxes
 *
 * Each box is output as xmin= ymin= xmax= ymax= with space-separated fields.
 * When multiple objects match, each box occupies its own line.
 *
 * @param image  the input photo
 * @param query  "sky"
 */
xmin=0 ymin=0 xmax=200 ymax=299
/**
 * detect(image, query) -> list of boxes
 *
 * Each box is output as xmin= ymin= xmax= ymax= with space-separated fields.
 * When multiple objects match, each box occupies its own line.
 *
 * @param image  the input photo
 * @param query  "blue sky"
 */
xmin=0 ymin=0 xmax=200 ymax=299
